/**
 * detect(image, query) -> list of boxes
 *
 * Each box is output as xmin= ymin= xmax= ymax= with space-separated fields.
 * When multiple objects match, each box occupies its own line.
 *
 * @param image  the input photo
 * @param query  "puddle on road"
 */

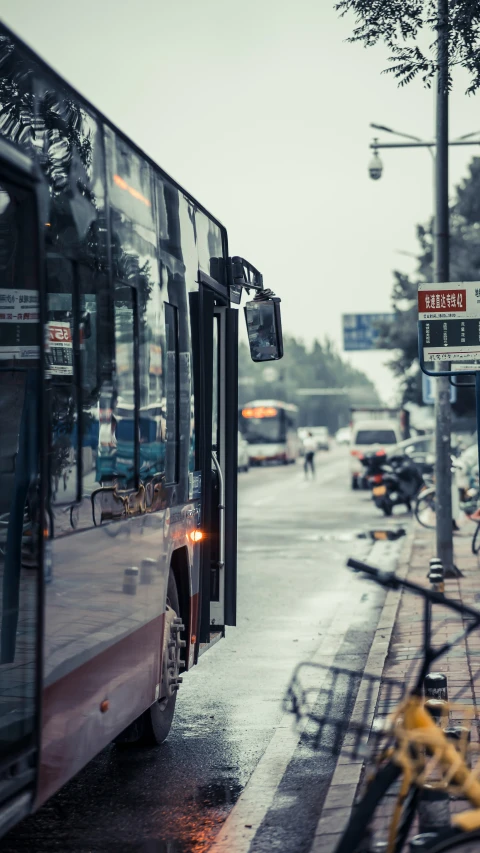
xmin=301 ymin=526 xmax=407 ymax=544
xmin=195 ymin=779 xmax=243 ymax=808
xmin=241 ymin=530 xmax=362 ymax=549
xmin=132 ymin=779 xmax=243 ymax=853
xmin=239 ymin=544 xmax=282 ymax=552
xmin=301 ymin=530 xmax=361 ymax=542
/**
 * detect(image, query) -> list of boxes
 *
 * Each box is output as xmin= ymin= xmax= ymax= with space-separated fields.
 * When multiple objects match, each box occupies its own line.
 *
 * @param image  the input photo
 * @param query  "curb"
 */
xmin=208 ymin=601 xmax=368 ymax=853
xmin=309 ymin=526 xmax=415 ymax=853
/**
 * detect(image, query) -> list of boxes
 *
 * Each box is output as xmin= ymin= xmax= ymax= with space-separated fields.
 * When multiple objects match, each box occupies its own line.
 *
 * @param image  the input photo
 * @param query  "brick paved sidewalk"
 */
xmin=310 ymin=521 xmax=480 ymax=852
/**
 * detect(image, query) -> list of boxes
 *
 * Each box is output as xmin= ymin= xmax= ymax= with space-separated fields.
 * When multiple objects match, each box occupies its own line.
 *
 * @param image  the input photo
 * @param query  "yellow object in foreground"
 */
xmin=389 ymin=696 xmax=480 ymax=835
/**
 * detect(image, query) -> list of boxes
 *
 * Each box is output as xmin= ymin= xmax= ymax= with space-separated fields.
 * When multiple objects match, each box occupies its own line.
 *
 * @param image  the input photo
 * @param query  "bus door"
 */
xmin=0 ymin=147 xmax=43 ymax=832
xmin=190 ymin=289 xmax=238 ymax=649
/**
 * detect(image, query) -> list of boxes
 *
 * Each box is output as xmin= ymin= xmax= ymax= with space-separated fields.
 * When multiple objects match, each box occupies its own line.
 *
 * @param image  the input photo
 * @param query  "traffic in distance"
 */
xmin=290 ymin=404 xmax=478 ymax=529
xmin=0 ymin=23 xmax=285 ymax=838
xmin=343 ymin=405 xmax=479 ymax=526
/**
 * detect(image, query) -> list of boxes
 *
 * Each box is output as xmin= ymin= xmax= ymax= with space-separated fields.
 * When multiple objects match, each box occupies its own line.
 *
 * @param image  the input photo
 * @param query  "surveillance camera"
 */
xmin=369 ymin=150 xmax=383 ymax=181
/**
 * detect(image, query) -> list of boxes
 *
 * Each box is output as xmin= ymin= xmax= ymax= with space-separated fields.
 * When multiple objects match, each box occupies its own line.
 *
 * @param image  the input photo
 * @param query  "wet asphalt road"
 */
xmin=2 ymin=448 xmax=409 ymax=853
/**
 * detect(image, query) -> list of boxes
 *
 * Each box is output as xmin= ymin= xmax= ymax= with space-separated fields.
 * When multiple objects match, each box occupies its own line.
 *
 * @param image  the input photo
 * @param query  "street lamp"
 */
xmin=367 ymin=118 xmax=480 ymax=574
xmin=368 ymin=122 xmax=480 ymax=180
xmin=368 ymin=140 xmax=383 ymax=180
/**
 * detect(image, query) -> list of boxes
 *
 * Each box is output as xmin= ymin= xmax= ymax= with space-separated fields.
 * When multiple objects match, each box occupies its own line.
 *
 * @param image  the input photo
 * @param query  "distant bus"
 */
xmin=0 ymin=23 xmax=283 ymax=837
xmin=239 ymin=400 xmax=299 ymax=464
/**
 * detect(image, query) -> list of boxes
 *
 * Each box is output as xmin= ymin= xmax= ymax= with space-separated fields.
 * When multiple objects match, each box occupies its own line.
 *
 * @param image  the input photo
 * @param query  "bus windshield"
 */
xmin=240 ymin=406 xmax=283 ymax=444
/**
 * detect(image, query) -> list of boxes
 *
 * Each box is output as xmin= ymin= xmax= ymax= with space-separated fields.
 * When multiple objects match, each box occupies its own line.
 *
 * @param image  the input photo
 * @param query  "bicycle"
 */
xmin=471 ymin=518 xmax=480 ymax=557
xmin=414 ymin=484 xmax=437 ymax=529
xmin=465 ymin=504 xmax=480 ymax=557
xmin=284 ymin=558 xmax=480 ymax=852
xmin=415 ymin=484 xmax=478 ymax=534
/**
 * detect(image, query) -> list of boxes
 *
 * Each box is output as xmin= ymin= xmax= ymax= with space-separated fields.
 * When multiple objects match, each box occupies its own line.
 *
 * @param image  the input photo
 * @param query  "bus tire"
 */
xmin=114 ymin=570 xmax=181 ymax=747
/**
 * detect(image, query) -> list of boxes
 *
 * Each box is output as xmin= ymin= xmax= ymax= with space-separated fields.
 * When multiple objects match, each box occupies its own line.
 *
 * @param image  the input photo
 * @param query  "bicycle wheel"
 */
xmin=334 ymin=760 xmax=419 ymax=853
xmin=428 ymin=831 xmax=480 ymax=852
xmin=0 ymin=512 xmax=8 ymax=556
xmin=415 ymin=488 xmax=436 ymax=529
xmin=472 ymin=523 xmax=480 ymax=556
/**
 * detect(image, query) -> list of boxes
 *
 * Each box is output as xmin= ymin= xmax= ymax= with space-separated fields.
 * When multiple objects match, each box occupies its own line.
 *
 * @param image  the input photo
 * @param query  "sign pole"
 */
xmin=433 ymin=0 xmax=454 ymax=574
xmin=476 ymin=375 xmax=480 ymax=484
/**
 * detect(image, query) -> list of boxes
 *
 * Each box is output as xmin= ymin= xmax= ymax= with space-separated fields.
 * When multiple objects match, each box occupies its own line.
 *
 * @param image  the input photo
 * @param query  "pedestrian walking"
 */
xmin=303 ymin=431 xmax=316 ymax=479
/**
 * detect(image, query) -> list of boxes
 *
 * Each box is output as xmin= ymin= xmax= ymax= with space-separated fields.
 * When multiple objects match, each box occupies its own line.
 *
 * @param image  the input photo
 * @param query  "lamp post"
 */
xmin=368 ymin=125 xmax=480 ymax=172
xmin=368 ymin=110 xmax=480 ymax=573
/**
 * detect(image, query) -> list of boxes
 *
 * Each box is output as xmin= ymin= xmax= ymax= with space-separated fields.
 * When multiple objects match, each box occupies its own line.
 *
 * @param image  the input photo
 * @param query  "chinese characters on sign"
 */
xmin=46 ymin=321 xmax=73 ymax=375
xmin=418 ymin=282 xmax=480 ymax=366
xmin=342 ymin=313 xmax=394 ymax=351
xmin=418 ymin=290 xmax=466 ymax=313
xmin=0 ymin=288 xmax=40 ymax=360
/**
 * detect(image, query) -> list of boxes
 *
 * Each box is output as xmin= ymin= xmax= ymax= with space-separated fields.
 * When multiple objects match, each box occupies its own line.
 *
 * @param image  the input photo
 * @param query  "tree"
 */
xmin=380 ymin=156 xmax=480 ymax=411
xmin=239 ymin=335 xmax=380 ymax=433
xmin=335 ymin=0 xmax=480 ymax=93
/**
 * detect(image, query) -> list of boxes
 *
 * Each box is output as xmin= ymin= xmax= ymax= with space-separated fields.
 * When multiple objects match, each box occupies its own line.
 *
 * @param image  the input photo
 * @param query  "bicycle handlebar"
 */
xmin=347 ymin=557 xmax=480 ymax=623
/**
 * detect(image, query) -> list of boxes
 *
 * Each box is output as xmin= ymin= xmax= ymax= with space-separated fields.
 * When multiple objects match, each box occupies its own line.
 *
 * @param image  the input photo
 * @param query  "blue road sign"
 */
xmin=342 ymin=313 xmax=394 ymax=351
xmin=422 ymin=372 xmax=457 ymax=405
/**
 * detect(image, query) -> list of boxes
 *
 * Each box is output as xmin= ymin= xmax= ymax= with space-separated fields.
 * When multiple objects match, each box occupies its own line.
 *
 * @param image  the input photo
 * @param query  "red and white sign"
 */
xmin=419 ymin=281 xmax=480 ymax=364
xmin=418 ymin=281 xmax=480 ymax=321
xmin=418 ymin=289 xmax=466 ymax=314
xmin=46 ymin=321 xmax=73 ymax=375
xmin=48 ymin=323 xmax=72 ymax=344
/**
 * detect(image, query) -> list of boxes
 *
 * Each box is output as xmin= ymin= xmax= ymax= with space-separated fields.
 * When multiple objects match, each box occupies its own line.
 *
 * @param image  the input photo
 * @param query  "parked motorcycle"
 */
xmin=360 ymin=450 xmax=427 ymax=516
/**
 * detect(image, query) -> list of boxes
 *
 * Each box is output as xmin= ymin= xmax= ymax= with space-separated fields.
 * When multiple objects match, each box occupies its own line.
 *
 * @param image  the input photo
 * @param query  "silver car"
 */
xmin=238 ymin=431 xmax=250 ymax=472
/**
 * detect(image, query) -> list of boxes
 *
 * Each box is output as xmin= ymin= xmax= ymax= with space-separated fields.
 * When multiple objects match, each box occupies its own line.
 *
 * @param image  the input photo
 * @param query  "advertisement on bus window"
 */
xmin=0 ymin=288 xmax=39 ymax=360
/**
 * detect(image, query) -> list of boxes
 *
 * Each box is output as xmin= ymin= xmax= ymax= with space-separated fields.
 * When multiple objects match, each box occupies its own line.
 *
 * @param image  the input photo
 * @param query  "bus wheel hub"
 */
xmin=161 ymin=608 xmax=185 ymax=704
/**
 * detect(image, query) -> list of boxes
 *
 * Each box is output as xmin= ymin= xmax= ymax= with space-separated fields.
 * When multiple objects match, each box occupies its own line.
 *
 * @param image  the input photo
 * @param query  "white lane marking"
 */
xmin=208 ymin=536 xmax=406 ymax=853
xmin=207 ymin=612 xmax=357 ymax=853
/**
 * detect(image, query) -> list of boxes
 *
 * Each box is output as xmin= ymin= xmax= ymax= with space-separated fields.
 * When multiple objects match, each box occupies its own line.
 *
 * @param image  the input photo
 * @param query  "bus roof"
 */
xmin=241 ymin=400 xmax=299 ymax=413
xmin=0 ymin=22 xmax=227 ymax=240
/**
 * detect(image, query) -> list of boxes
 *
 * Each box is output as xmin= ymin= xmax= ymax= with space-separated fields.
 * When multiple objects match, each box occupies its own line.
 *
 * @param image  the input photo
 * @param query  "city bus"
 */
xmin=0 ymin=24 xmax=283 ymax=837
xmin=239 ymin=401 xmax=299 ymax=464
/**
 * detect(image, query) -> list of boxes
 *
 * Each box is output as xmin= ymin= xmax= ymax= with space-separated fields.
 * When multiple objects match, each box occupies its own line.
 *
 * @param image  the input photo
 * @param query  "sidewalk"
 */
xmin=310 ymin=520 xmax=480 ymax=853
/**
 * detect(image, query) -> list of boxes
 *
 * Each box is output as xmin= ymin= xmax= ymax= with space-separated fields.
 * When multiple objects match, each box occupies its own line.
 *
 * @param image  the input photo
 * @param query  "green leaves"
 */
xmin=382 ymin=156 xmax=480 ymax=404
xmin=239 ymin=335 xmax=379 ymax=432
xmin=335 ymin=0 xmax=480 ymax=93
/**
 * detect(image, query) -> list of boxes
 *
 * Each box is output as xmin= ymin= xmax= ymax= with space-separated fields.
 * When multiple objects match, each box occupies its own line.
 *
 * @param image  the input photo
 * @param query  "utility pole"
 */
xmin=434 ymin=0 xmax=454 ymax=572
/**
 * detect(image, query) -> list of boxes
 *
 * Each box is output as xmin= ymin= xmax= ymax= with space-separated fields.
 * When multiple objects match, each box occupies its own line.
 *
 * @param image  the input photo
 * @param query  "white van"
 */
xmin=350 ymin=419 xmax=401 ymax=489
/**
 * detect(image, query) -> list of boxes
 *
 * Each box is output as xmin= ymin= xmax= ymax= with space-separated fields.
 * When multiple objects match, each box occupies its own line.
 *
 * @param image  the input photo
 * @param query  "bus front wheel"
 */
xmin=115 ymin=570 xmax=183 ymax=747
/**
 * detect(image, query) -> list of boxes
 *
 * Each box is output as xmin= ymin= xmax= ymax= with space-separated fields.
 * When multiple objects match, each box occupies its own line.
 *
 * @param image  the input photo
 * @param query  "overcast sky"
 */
xmin=3 ymin=1 xmax=480 ymax=400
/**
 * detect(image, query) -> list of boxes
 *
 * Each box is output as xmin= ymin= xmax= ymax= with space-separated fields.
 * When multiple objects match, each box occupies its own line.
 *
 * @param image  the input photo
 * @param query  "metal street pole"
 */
xmin=434 ymin=0 xmax=454 ymax=572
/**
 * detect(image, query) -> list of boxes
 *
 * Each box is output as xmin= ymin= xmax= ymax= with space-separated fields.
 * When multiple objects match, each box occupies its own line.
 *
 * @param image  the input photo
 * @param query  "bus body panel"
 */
xmin=36 ymin=612 xmax=165 ymax=807
xmin=0 ymin=22 xmax=239 ymax=829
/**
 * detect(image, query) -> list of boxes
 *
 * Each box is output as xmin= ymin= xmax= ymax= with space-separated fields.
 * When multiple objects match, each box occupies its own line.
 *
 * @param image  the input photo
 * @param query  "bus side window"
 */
xmin=164 ymin=303 xmax=179 ymax=484
xmin=109 ymin=285 xmax=137 ymax=488
xmin=46 ymin=255 xmax=79 ymax=506
xmin=79 ymin=267 xmax=110 ymax=489
xmin=138 ymin=277 xmax=166 ymax=485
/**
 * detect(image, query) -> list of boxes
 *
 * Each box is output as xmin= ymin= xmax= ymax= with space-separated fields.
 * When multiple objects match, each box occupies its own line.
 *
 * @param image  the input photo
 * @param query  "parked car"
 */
xmin=335 ymin=427 xmax=351 ymax=445
xmin=310 ymin=426 xmax=330 ymax=451
xmin=389 ymin=434 xmax=435 ymax=470
xmin=238 ymin=432 xmax=250 ymax=472
xmin=350 ymin=419 xmax=401 ymax=489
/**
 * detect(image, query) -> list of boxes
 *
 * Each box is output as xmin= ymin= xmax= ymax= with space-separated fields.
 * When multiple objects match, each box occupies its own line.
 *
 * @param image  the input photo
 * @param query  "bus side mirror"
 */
xmin=244 ymin=297 xmax=284 ymax=362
